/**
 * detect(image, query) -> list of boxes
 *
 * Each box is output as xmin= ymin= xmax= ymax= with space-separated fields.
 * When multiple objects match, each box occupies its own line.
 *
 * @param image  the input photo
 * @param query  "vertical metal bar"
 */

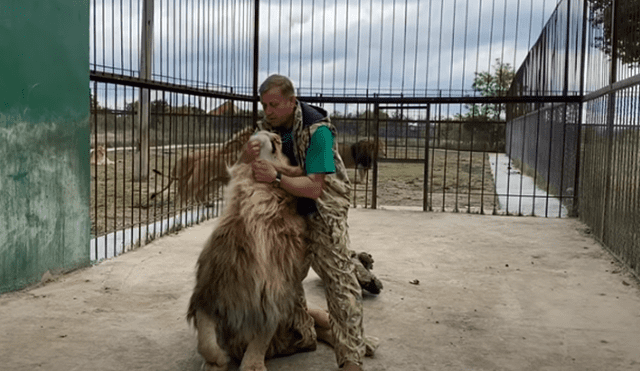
xmin=454 ymin=113 xmax=462 ymax=213
xmin=556 ymin=0 xmax=573 ymax=218
xmin=343 ymin=0 xmax=350 ymax=96
xmin=429 ymin=109 xmax=436 ymax=211
xmin=114 ymin=82 xmax=119 ymax=251
xmin=92 ymin=80 xmax=98 ymax=259
xmin=602 ymin=0 xmax=618 ymax=243
xmin=423 ymin=105 xmax=430 ymax=212
xmin=389 ymin=0 xmax=397 ymax=92
xmin=466 ymin=121 xmax=474 ymax=213
xmin=354 ymin=0 xmax=362 ymax=94
xmin=518 ymin=115 xmax=527 ymax=215
xmin=122 ymin=85 xmax=128 ymax=245
xmin=372 ymin=103 xmax=380 ymax=209
xmin=412 ymin=0 xmax=421 ymax=95
xmin=310 ymin=0 xmax=315 ymax=93
xmin=320 ymin=0 xmax=325 ymax=87
xmin=289 ymin=0 xmax=294 ymax=78
xmin=366 ymin=0 xmax=373 ymax=90
xmin=168 ymin=92 xmax=175 ymax=223
xmin=400 ymin=0 xmax=408 ymax=92
xmin=441 ymin=117 xmax=448 ymax=211
xmin=572 ymin=0 xmax=587 ymax=217
xmin=159 ymin=90 xmax=167 ymax=231
xmin=448 ymin=0 xmax=457 ymax=96
xmin=377 ymin=0 xmax=384 ymax=93
xmin=252 ymin=0 xmax=260 ymax=125
xmin=131 ymin=86 xmax=136 ymax=248
xmin=103 ymin=84 xmax=109 ymax=254
xmin=544 ymin=104 xmax=555 ymax=218
xmin=186 ymin=97 xmax=192 ymax=223
xmin=137 ymin=0 xmax=153 ymax=182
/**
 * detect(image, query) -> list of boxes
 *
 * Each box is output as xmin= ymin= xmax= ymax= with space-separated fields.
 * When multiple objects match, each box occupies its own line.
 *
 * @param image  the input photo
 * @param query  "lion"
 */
xmin=338 ymin=138 xmax=387 ymax=183
xmin=187 ymin=130 xmax=312 ymax=371
xmin=89 ymin=145 xmax=114 ymax=165
xmin=150 ymin=127 xmax=254 ymax=205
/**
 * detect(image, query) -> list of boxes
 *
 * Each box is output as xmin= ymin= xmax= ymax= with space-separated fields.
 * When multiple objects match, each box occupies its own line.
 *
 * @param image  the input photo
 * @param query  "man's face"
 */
xmin=260 ymin=86 xmax=296 ymax=129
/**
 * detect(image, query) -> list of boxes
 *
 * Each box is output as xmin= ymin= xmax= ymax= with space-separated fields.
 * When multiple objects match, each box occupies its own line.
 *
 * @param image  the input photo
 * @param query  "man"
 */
xmin=239 ymin=74 xmax=367 ymax=371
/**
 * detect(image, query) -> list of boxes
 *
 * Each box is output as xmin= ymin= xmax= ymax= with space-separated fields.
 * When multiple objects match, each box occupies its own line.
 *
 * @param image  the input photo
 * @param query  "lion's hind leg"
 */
xmin=195 ymin=310 xmax=230 ymax=371
xmin=238 ymin=328 xmax=277 ymax=371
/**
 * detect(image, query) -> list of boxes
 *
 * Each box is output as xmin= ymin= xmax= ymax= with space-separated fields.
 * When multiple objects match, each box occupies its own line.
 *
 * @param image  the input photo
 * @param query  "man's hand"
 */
xmin=252 ymin=159 xmax=278 ymax=183
xmin=239 ymin=139 xmax=261 ymax=164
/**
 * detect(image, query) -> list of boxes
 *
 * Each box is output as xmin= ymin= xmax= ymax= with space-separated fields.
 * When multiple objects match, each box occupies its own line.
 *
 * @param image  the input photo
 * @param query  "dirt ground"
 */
xmin=91 ymin=148 xmax=497 ymax=236
xmin=350 ymin=154 xmax=497 ymax=212
xmin=2 ymin=209 xmax=640 ymax=371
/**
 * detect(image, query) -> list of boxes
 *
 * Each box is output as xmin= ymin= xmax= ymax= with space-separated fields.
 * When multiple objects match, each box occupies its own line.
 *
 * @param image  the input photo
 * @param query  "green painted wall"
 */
xmin=0 ymin=1 xmax=90 ymax=293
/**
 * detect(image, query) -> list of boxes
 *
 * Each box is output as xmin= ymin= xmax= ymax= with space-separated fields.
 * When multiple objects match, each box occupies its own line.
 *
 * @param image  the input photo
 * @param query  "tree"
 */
xmin=455 ymin=59 xmax=515 ymax=151
xmin=587 ymin=0 xmax=640 ymax=68
xmin=464 ymin=59 xmax=515 ymax=120
xmin=150 ymin=99 xmax=170 ymax=114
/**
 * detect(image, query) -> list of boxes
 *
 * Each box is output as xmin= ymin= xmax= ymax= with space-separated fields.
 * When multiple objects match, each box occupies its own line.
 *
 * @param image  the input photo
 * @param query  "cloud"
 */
xmin=91 ymin=0 xmax=562 ymax=110
xmin=259 ymin=0 xmax=561 ymax=96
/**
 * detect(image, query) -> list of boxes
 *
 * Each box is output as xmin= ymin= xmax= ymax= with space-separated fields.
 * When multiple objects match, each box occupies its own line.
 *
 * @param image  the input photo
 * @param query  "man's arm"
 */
xmin=273 ymin=162 xmax=306 ymax=178
xmin=251 ymin=160 xmax=325 ymax=200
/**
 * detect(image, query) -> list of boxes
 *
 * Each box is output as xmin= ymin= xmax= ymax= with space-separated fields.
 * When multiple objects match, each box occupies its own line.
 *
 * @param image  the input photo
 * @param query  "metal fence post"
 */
xmin=602 ymin=0 xmax=618 ymax=242
xmin=136 ymin=0 xmax=154 ymax=181
xmin=573 ymin=0 xmax=589 ymax=217
xmin=424 ymin=104 xmax=431 ymax=212
xmin=372 ymin=102 xmax=380 ymax=209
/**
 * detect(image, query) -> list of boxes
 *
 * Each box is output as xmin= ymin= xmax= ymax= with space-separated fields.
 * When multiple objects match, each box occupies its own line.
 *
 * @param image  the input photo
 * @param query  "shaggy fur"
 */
xmin=89 ymin=146 xmax=114 ymax=165
xmin=338 ymin=139 xmax=387 ymax=183
xmin=187 ymin=131 xmax=308 ymax=370
xmin=150 ymin=127 xmax=253 ymax=205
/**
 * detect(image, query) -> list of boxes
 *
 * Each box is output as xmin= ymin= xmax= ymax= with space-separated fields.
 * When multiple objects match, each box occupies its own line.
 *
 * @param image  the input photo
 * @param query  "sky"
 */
xmin=90 ymin=0 xmax=564 ymax=112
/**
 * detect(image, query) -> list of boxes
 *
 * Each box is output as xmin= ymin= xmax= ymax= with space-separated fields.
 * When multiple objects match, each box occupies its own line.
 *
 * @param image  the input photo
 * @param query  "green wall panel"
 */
xmin=0 ymin=0 xmax=90 ymax=293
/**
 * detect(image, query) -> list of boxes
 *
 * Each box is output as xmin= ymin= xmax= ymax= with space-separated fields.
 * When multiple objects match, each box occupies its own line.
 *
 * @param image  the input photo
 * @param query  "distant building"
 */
xmin=209 ymin=101 xmax=239 ymax=116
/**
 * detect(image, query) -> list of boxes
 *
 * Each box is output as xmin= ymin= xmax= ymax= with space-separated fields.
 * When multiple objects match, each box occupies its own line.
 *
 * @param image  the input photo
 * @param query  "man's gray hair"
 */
xmin=259 ymin=74 xmax=296 ymax=98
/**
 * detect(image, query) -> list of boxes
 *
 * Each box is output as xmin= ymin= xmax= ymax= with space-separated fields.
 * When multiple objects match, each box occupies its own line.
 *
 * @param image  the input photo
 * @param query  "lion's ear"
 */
xmin=271 ymin=136 xmax=281 ymax=154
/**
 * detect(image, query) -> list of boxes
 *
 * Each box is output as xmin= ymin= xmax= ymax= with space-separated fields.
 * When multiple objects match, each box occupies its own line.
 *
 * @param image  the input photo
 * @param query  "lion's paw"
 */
xmin=202 ymin=361 xmax=229 ymax=371
xmin=239 ymin=362 xmax=267 ymax=371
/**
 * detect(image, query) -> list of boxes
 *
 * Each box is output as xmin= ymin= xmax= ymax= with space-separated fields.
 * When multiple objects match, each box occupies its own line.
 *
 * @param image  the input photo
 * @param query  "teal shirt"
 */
xmin=280 ymin=126 xmax=335 ymax=174
xmin=305 ymin=126 xmax=336 ymax=174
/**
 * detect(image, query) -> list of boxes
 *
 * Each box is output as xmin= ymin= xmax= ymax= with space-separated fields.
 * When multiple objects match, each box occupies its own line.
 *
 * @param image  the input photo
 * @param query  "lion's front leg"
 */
xmin=195 ymin=310 xmax=230 ymax=371
xmin=354 ymin=167 xmax=367 ymax=184
xmin=238 ymin=328 xmax=277 ymax=371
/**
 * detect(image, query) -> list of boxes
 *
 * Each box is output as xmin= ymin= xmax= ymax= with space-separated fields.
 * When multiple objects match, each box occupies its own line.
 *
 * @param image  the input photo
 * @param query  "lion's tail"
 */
xmin=149 ymin=169 xmax=178 ymax=200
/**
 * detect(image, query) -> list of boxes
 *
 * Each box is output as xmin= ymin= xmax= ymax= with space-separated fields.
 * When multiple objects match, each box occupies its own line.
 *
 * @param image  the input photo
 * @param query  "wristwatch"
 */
xmin=274 ymin=172 xmax=282 ymax=186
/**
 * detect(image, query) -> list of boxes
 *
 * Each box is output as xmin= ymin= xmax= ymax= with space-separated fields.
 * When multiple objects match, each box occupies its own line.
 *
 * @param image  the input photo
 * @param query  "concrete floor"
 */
xmin=1 ymin=208 xmax=639 ymax=371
